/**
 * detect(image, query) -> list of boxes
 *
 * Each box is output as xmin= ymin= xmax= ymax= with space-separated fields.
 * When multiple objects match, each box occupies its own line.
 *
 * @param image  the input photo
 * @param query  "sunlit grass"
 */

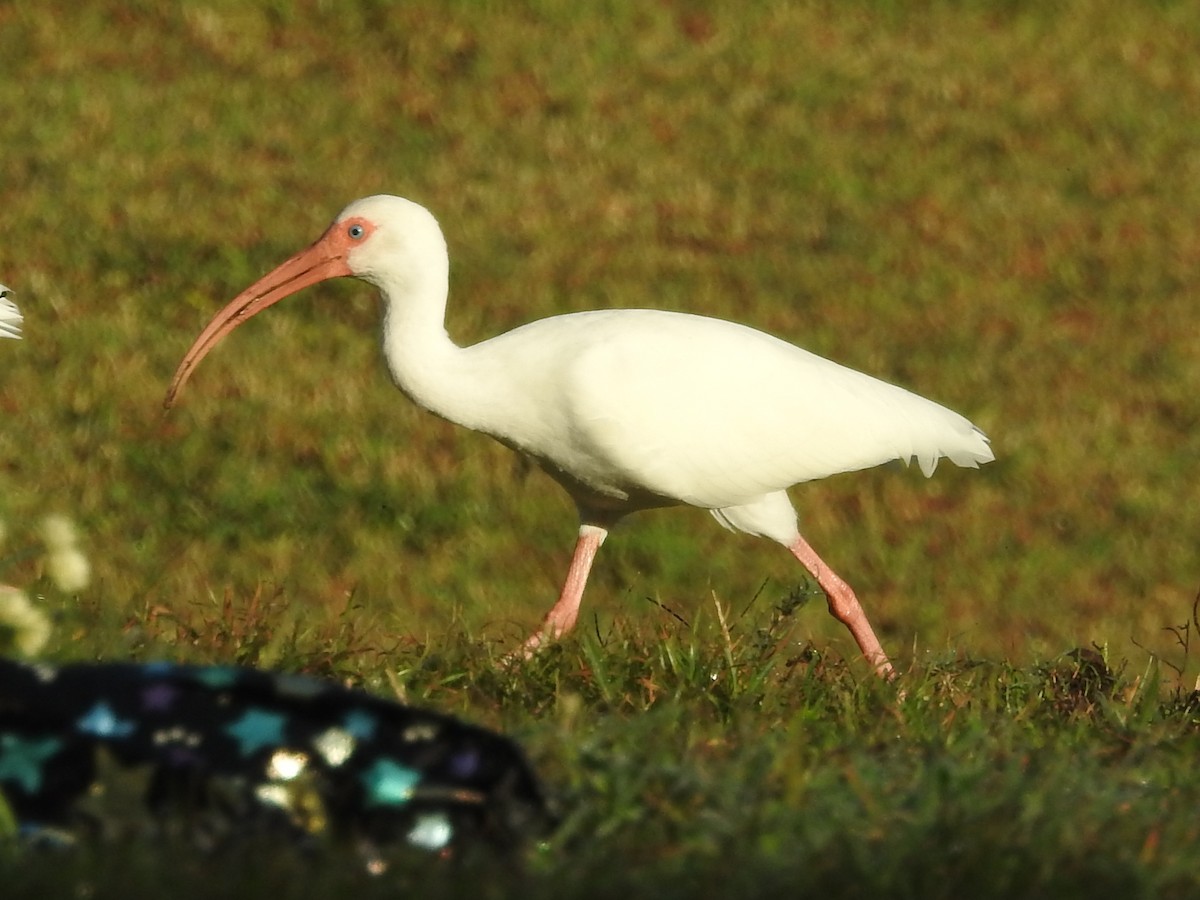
xmin=2 ymin=0 xmax=1200 ymax=895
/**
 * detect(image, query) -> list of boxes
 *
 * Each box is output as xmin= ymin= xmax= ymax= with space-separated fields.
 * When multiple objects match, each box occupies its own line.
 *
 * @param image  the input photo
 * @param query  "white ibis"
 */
xmin=0 ymin=285 xmax=21 ymax=339
xmin=166 ymin=195 xmax=994 ymax=678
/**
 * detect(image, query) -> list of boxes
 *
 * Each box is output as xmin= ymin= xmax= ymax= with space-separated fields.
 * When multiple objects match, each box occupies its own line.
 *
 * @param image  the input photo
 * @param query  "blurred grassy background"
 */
xmin=4 ymin=3 xmax=1200 ymax=896
xmin=0 ymin=0 xmax=1197 ymax=685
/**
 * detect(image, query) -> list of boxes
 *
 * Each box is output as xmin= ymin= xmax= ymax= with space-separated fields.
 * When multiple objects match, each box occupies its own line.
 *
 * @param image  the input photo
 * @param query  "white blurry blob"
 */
xmin=47 ymin=548 xmax=91 ymax=593
xmin=0 ymin=585 xmax=51 ymax=656
xmin=407 ymin=812 xmax=454 ymax=851
xmin=312 ymin=726 xmax=356 ymax=767
xmin=266 ymin=749 xmax=309 ymax=781
xmin=40 ymin=514 xmax=91 ymax=593
xmin=40 ymin=514 xmax=79 ymax=551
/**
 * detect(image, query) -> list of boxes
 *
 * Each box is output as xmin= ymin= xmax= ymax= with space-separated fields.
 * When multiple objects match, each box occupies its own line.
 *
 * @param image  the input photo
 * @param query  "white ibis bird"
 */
xmin=0 ymin=285 xmax=21 ymax=339
xmin=166 ymin=195 xmax=994 ymax=678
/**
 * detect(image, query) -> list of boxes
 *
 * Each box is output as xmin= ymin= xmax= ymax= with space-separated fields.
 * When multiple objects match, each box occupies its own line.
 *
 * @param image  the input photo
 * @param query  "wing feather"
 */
xmin=555 ymin=311 xmax=992 ymax=508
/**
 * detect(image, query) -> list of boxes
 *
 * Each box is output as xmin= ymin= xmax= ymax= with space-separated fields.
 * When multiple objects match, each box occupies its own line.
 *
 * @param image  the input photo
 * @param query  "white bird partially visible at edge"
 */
xmin=0 ymin=285 xmax=21 ymax=339
xmin=165 ymin=195 xmax=994 ymax=679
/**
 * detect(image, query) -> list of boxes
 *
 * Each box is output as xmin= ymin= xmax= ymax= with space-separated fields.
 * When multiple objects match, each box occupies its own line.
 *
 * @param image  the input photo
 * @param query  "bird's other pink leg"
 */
xmin=788 ymin=535 xmax=896 ymax=680
xmin=522 ymin=524 xmax=608 ymax=655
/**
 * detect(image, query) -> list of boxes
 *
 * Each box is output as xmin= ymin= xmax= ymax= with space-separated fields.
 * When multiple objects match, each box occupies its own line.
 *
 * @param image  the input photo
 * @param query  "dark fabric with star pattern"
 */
xmin=0 ymin=658 xmax=553 ymax=860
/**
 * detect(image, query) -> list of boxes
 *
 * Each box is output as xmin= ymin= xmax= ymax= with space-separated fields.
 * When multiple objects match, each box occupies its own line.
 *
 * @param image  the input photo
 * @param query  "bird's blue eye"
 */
xmin=348 ymin=224 xmax=365 ymax=239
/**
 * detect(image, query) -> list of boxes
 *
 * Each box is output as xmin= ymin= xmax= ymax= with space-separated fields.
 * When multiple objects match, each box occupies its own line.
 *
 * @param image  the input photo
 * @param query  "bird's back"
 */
xmin=463 ymin=309 xmax=992 ymax=510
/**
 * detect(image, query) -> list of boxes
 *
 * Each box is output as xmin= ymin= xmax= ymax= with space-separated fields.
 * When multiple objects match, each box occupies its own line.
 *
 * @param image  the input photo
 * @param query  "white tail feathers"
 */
xmin=910 ymin=425 xmax=994 ymax=478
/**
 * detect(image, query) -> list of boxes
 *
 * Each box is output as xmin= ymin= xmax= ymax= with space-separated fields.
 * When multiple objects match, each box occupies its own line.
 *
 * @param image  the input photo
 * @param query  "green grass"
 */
xmin=2 ymin=0 xmax=1200 ymax=895
xmin=4 ymin=628 xmax=1200 ymax=898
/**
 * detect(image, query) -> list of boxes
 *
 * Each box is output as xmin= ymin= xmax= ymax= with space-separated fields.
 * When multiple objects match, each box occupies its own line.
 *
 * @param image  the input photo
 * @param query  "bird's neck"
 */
xmin=377 ymin=267 xmax=492 ymax=431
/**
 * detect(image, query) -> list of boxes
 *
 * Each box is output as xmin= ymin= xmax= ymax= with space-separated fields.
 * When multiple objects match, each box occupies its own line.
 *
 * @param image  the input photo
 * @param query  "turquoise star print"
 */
xmin=192 ymin=666 xmax=240 ymax=689
xmin=362 ymin=759 xmax=421 ymax=807
xmin=224 ymin=708 xmax=288 ymax=756
xmin=76 ymin=702 xmax=136 ymax=739
xmin=342 ymin=708 xmax=378 ymax=741
xmin=0 ymin=734 xmax=63 ymax=792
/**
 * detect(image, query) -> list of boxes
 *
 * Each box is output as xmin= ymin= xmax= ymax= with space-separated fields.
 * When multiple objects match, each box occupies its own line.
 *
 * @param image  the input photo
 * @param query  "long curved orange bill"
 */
xmin=164 ymin=226 xmax=352 ymax=409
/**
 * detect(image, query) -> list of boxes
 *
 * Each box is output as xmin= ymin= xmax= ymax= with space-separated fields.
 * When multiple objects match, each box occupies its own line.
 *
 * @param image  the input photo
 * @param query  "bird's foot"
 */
xmin=496 ymin=628 xmax=556 ymax=668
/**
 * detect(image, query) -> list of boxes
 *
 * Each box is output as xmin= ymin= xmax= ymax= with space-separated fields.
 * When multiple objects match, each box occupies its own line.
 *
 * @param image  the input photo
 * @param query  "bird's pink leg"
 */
xmin=523 ymin=524 xmax=608 ymax=654
xmin=788 ymin=535 xmax=896 ymax=680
